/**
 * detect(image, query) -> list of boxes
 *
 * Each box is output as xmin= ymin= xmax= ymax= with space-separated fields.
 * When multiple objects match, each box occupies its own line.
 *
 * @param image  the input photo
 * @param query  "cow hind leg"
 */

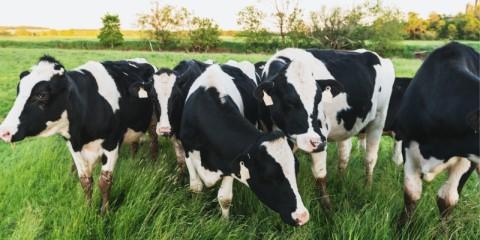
xmin=172 ymin=137 xmax=186 ymax=174
xmin=311 ymin=151 xmax=332 ymax=211
xmin=337 ymin=138 xmax=352 ymax=175
xmin=185 ymin=151 xmax=204 ymax=193
xmin=217 ymin=176 xmax=234 ymax=219
xmin=358 ymin=133 xmax=367 ymax=152
xmin=99 ymin=145 xmax=119 ymax=214
xmin=399 ymin=144 xmax=423 ymax=226
xmin=437 ymin=158 xmax=475 ymax=220
xmin=392 ymin=140 xmax=403 ymax=166
xmin=67 ymin=142 xmax=94 ymax=203
xmin=363 ymin=125 xmax=383 ymax=186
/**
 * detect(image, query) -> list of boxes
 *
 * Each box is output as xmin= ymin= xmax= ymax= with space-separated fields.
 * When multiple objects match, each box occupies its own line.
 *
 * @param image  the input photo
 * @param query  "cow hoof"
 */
xmin=190 ymin=181 xmax=203 ymax=193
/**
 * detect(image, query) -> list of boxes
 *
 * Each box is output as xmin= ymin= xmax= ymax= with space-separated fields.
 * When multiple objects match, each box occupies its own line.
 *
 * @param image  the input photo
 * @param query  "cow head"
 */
xmin=238 ymin=131 xmax=309 ymax=226
xmin=255 ymin=58 xmax=344 ymax=153
xmin=0 ymin=55 xmax=69 ymax=143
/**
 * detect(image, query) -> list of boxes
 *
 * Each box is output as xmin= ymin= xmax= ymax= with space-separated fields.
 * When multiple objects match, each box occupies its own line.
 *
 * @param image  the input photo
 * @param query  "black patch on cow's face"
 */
xmin=13 ymin=75 xmax=68 ymax=141
xmin=244 ymin=141 xmax=299 ymax=226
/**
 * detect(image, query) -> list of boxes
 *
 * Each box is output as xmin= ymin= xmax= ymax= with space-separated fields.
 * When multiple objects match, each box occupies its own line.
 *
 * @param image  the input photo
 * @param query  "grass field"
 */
xmin=0 ymin=47 xmax=479 ymax=239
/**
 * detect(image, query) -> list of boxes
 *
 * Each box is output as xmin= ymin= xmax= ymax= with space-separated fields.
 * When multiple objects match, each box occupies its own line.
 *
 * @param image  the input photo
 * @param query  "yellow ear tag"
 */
xmin=322 ymin=86 xmax=333 ymax=103
xmin=138 ymin=88 xmax=148 ymax=98
xmin=263 ymin=91 xmax=273 ymax=106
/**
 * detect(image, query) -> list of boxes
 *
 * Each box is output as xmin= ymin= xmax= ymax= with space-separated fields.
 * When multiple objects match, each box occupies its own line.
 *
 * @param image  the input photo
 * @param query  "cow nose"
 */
xmin=0 ymin=129 xmax=12 ymax=143
xmin=157 ymin=126 xmax=171 ymax=136
xmin=293 ymin=210 xmax=310 ymax=226
xmin=309 ymin=137 xmax=322 ymax=148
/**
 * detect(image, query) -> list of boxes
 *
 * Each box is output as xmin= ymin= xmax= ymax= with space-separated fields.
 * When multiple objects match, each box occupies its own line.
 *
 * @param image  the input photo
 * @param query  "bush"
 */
xmin=189 ymin=17 xmax=221 ymax=52
xmin=98 ymin=14 xmax=124 ymax=48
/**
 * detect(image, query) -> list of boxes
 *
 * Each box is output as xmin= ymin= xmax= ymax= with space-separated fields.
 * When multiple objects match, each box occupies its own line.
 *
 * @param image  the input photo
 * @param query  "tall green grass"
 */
xmin=0 ymin=47 xmax=478 ymax=239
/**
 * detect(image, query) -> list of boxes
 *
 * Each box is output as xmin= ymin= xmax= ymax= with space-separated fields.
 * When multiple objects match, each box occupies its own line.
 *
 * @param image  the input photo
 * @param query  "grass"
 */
xmin=0 ymin=47 xmax=478 ymax=239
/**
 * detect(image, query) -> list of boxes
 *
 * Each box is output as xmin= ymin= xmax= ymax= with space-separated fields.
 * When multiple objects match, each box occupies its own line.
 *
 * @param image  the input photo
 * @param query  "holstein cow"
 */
xmin=179 ymin=63 xmax=309 ymax=226
xmin=256 ymin=48 xmax=395 ymax=209
xmin=130 ymin=60 xmax=209 ymax=171
xmin=395 ymin=42 xmax=479 ymax=223
xmin=0 ymin=56 xmax=157 ymax=212
xmin=358 ymin=77 xmax=412 ymax=165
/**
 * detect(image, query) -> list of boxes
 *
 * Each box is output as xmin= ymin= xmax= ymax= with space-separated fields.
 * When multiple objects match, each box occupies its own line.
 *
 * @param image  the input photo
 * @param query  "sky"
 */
xmin=0 ymin=0 xmax=474 ymax=30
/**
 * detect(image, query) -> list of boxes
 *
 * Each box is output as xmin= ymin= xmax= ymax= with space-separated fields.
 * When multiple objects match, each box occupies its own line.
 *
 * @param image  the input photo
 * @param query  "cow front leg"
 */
xmin=172 ymin=136 xmax=186 ymax=174
xmin=67 ymin=142 xmax=94 ymax=203
xmin=392 ymin=140 xmax=403 ymax=166
xmin=399 ymin=145 xmax=423 ymax=225
xmin=185 ymin=150 xmax=204 ymax=192
xmin=337 ymin=138 xmax=352 ymax=175
xmin=217 ymin=176 xmax=234 ymax=219
xmin=358 ymin=133 xmax=367 ymax=151
xmin=437 ymin=157 xmax=475 ymax=219
xmin=99 ymin=145 xmax=119 ymax=214
xmin=364 ymin=127 xmax=382 ymax=186
xmin=311 ymin=151 xmax=332 ymax=211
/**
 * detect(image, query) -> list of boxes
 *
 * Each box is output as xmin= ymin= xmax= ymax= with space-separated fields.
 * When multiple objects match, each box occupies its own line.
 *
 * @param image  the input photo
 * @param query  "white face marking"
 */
xmin=153 ymin=72 xmax=176 ymax=132
xmin=38 ymin=111 xmax=70 ymax=138
xmin=262 ymin=137 xmax=307 ymax=217
xmin=0 ymin=61 xmax=63 ymax=137
xmin=76 ymin=61 xmax=121 ymax=112
xmin=187 ymin=65 xmax=244 ymax=114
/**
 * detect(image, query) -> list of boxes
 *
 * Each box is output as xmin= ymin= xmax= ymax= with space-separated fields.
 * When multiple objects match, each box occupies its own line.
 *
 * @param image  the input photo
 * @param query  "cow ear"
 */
xmin=19 ymin=71 xmax=30 ymax=79
xmin=254 ymin=81 xmax=275 ymax=105
xmin=316 ymin=79 xmax=344 ymax=97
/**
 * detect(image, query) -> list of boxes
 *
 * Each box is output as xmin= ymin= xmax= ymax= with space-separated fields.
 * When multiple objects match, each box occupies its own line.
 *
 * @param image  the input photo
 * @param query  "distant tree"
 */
xmin=189 ymin=17 xmax=221 ymax=52
xmin=137 ymin=3 xmax=191 ymax=49
xmin=369 ymin=7 xmax=404 ymax=53
xmin=447 ymin=24 xmax=458 ymax=39
xmin=98 ymin=14 xmax=124 ymax=48
xmin=237 ymin=6 xmax=272 ymax=51
xmin=404 ymin=12 xmax=427 ymax=39
xmin=270 ymin=0 xmax=302 ymax=45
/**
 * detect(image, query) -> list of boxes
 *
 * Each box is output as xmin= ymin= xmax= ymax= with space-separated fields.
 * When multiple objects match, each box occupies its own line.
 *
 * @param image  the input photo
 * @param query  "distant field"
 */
xmin=0 ymin=47 xmax=478 ymax=239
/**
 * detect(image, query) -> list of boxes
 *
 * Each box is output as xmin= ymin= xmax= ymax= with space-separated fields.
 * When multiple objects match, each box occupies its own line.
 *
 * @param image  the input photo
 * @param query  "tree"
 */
xmin=137 ymin=3 xmax=191 ymax=49
xmin=447 ymin=24 xmax=458 ymax=39
xmin=404 ymin=12 xmax=427 ymax=39
xmin=189 ymin=17 xmax=221 ymax=52
xmin=270 ymin=0 xmax=302 ymax=45
xmin=237 ymin=6 xmax=272 ymax=51
xmin=98 ymin=14 xmax=124 ymax=48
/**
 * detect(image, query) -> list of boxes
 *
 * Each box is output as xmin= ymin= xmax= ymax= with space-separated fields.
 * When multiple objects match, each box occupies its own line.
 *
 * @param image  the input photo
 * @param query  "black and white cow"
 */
xmin=179 ymin=63 xmax=309 ymax=226
xmin=0 ymin=56 xmax=157 ymax=212
xmin=256 ymin=48 xmax=395 ymax=209
xmin=394 ymin=42 xmax=479 ymax=222
xmin=358 ymin=77 xmax=412 ymax=165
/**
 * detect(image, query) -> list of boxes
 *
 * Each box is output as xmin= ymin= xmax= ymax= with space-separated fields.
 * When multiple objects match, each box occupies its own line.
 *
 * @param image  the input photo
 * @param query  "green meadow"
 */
xmin=0 ymin=47 xmax=478 ymax=239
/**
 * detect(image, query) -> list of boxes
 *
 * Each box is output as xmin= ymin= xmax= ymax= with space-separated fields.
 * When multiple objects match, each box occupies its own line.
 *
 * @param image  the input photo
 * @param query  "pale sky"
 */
xmin=0 ymin=0 xmax=474 ymax=30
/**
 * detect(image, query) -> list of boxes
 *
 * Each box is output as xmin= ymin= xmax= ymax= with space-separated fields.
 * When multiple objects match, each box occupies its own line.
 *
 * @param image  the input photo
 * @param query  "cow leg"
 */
xmin=172 ymin=136 xmax=186 ymax=173
xmin=358 ymin=133 xmax=367 ymax=151
xmin=99 ymin=145 xmax=119 ymax=214
xmin=476 ymin=163 xmax=480 ymax=177
xmin=392 ymin=140 xmax=403 ymax=166
xmin=437 ymin=158 xmax=474 ymax=219
xmin=217 ymin=176 xmax=234 ymax=219
xmin=337 ymin=138 xmax=352 ymax=175
xmin=185 ymin=150 xmax=203 ymax=192
xmin=311 ymin=151 xmax=332 ymax=210
xmin=399 ymin=145 xmax=423 ymax=225
xmin=130 ymin=142 xmax=139 ymax=158
xmin=67 ymin=142 xmax=94 ymax=203
xmin=363 ymin=126 xmax=383 ymax=186
xmin=148 ymin=116 xmax=159 ymax=161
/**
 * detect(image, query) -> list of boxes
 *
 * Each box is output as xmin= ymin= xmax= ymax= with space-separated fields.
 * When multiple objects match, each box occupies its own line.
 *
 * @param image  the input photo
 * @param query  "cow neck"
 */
xmin=63 ymin=72 xmax=89 ymax=128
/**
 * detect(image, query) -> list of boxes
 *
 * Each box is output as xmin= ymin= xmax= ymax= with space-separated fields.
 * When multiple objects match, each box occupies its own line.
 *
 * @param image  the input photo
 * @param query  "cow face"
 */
xmin=256 ymin=59 xmax=343 ymax=153
xmin=241 ymin=132 xmax=309 ymax=226
xmin=0 ymin=56 xmax=69 ymax=143
xmin=151 ymin=69 xmax=178 ymax=136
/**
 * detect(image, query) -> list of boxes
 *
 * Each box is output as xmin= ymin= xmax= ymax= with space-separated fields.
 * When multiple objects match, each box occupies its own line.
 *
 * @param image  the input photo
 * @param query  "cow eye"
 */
xmin=35 ymin=92 xmax=49 ymax=101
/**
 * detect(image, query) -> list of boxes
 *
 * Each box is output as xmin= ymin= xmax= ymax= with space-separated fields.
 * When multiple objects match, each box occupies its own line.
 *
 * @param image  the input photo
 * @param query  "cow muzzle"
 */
xmin=156 ymin=126 xmax=172 ymax=136
xmin=296 ymin=133 xmax=325 ymax=153
xmin=0 ymin=127 xmax=13 ymax=143
xmin=291 ymin=208 xmax=310 ymax=226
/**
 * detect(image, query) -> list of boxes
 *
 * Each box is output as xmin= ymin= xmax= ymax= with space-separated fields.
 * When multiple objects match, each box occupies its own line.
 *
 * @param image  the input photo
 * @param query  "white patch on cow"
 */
xmin=76 ymin=61 xmax=121 ymax=112
xmin=80 ymin=139 xmax=105 ymax=163
xmin=101 ymin=145 xmax=119 ymax=172
xmin=468 ymin=154 xmax=480 ymax=163
xmin=437 ymin=157 xmax=471 ymax=206
xmin=224 ymin=60 xmax=257 ymax=83
xmin=137 ymin=88 xmax=148 ymax=98
xmin=128 ymin=58 xmax=158 ymax=72
xmin=187 ymin=65 xmax=244 ymax=114
xmin=406 ymin=141 xmax=449 ymax=182
xmin=311 ymin=150 xmax=328 ymax=179
xmin=262 ymin=137 xmax=308 ymax=219
xmin=123 ymin=128 xmax=144 ymax=144
xmin=217 ymin=176 xmax=234 ymax=218
xmin=153 ymin=72 xmax=176 ymax=133
xmin=185 ymin=151 xmax=204 ymax=192
xmin=122 ymin=72 xmax=129 ymax=76
xmin=392 ymin=140 xmax=403 ymax=166
xmin=262 ymin=91 xmax=273 ymax=106
xmin=0 ymin=60 xmax=64 ymax=137
xmin=404 ymin=143 xmax=423 ymax=201
xmin=38 ymin=111 xmax=70 ymax=138
xmin=233 ymin=161 xmax=250 ymax=186
xmin=204 ymin=59 xmax=215 ymax=64
xmin=189 ymin=150 xmax=223 ymax=187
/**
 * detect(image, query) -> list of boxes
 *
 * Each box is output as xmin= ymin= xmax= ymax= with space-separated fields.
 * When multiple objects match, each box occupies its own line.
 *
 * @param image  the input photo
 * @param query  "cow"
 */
xmin=394 ymin=42 xmax=479 ymax=223
xmin=358 ymin=77 xmax=412 ymax=166
xmin=0 ymin=55 xmax=158 ymax=212
xmin=255 ymin=48 xmax=395 ymax=209
xmin=179 ymin=63 xmax=309 ymax=226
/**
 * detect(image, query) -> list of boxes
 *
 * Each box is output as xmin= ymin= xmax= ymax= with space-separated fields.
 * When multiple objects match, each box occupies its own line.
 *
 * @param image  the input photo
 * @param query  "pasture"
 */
xmin=0 ymin=47 xmax=479 ymax=239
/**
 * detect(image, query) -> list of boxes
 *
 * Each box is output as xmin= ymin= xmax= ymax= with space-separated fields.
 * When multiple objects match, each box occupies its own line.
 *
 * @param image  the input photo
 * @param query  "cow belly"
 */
xmin=123 ymin=128 xmax=144 ymax=144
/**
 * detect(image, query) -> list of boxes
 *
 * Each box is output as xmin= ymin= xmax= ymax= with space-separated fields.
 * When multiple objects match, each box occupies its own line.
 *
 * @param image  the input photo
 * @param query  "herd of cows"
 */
xmin=0 ymin=42 xmax=478 ymax=227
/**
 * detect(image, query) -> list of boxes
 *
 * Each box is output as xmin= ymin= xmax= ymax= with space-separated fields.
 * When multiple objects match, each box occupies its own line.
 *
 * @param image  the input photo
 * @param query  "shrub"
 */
xmin=189 ymin=17 xmax=221 ymax=52
xmin=98 ymin=14 xmax=124 ymax=48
